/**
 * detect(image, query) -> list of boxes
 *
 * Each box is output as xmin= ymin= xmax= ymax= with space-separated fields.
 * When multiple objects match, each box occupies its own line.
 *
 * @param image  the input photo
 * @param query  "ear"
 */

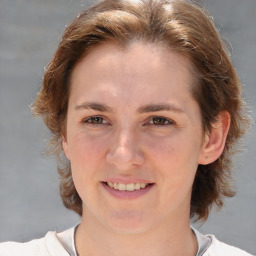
xmin=198 ymin=111 xmax=230 ymax=165
xmin=62 ymin=136 xmax=70 ymax=160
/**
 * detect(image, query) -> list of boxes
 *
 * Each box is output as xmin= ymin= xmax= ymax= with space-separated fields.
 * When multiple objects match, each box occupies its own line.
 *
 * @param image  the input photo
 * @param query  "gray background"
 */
xmin=0 ymin=0 xmax=255 ymax=254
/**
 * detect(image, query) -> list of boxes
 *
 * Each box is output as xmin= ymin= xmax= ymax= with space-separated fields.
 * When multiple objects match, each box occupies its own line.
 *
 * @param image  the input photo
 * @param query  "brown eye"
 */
xmin=149 ymin=117 xmax=173 ymax=126
xmin=85 ymin=116 xmax=106 ymax=124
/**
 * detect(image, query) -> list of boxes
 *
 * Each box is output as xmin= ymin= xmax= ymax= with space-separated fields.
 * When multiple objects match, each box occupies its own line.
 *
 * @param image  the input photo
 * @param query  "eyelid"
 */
xmin=82 ymin=115 xmax=110 ymax=125
xmin=146 ymin=116 xmax=175 ymax=126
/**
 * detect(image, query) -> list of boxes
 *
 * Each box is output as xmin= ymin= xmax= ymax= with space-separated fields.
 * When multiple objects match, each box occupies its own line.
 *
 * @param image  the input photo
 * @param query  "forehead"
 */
xmin=71 ymin=41 xmax=193 ymax=87
xmin=69 ymin=42 xmax=196 ymax=112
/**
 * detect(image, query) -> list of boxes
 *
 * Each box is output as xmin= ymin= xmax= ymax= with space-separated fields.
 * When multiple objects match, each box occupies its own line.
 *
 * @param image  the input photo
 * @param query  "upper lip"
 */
xmin=102 ymin=178 xmax=154 ymax=184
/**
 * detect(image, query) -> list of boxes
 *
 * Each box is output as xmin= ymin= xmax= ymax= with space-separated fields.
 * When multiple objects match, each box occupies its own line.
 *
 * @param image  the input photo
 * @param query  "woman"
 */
xmin=0 ymin=0 xmax=252 ymax=255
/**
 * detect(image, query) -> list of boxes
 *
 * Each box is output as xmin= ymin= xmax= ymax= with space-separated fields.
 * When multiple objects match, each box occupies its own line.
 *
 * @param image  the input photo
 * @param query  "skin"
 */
xmin=62 ymin=42 xmax=230 ymax=256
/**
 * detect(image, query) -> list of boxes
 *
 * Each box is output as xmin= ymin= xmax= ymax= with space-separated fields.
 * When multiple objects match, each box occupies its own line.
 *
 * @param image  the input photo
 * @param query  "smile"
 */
xmin=102 ymin=181 xmax=154 ymax=199
xmin=106 ymin=182 xmax=149 ymax=191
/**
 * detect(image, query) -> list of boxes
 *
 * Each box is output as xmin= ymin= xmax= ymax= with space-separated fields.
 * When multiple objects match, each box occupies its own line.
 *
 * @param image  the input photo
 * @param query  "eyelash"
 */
xmin=82 ymin=116 xmax=174 ymax=127
xmin=146 ymin=116 xmax=175 ymax=126
xmin=82 ymin=116 xmax=108 ymax=125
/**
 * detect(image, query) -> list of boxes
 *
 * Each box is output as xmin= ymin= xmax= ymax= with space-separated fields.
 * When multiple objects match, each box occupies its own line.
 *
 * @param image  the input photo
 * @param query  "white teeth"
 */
xmin=134 ymin=183 xmax=141 ymax=190
xmin=108 ymin=181 xmax=114 ymax=188
xmin=118 ymin=183 xmax=125 ymax=191
xmin=126 ymin=183 xmax=135 ymax=191
xmin=106 ymin=182 xmax=149 ymax=191
xmin=140 ymin=183 xmax=146 ymax=188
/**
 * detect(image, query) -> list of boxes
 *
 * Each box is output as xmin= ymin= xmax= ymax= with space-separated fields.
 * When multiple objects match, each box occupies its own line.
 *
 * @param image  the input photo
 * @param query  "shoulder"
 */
xmin=0 ymin=230 xmax=70 ymax=256
xmin=0 ymin=236 xmax=48 ymax=256
xmin=204 ymin=235 xmax=253 ymax=256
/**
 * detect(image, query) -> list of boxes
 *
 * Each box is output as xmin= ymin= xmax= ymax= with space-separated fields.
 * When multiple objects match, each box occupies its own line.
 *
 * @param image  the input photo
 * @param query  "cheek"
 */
xmin=144 ymin=134 xmax=187 ymax=164
xmin=68 ymin=133 xmax=108 ymax=197
xmin=144 ymin=132 xmax=200 ymax=179
xmin=68 ymin=133 xmax=108 ymax=171
xmin=69 ymin=133 xmax=104 ymax=159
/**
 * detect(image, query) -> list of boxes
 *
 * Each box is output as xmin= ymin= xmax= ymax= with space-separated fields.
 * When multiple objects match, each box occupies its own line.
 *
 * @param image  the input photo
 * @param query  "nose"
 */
xmin=106 ymin=128 xmax=144 ymax=171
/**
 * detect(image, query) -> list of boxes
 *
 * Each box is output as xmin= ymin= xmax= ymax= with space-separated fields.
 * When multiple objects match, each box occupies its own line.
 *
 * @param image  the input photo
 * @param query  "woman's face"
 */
xmin=63 ymin=42 xmax=207 ymax=234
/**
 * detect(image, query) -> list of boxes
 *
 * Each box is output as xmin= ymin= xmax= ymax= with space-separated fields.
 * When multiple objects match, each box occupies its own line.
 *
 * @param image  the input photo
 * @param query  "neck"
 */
xmin=75 ymin=211 xmax=198 ymax=256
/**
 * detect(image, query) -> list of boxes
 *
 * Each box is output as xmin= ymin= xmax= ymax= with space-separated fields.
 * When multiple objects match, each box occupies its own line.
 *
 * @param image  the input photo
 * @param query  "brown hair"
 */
xmin=33 ymin=0 xmax=250 ymax=221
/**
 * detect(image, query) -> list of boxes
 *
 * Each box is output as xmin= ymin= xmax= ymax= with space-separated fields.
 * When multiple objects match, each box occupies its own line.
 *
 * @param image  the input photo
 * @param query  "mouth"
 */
xmin=104 ymin=181 xmax=152 ymax=192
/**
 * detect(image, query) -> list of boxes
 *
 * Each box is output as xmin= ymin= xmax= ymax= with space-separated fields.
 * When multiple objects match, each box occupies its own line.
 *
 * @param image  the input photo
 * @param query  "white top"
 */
xmin=0 ymin=226 xmax=253 ymax=256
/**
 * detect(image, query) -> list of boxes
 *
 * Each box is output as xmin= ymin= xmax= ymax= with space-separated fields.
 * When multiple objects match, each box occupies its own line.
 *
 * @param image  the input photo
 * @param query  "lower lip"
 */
xmin=102 ymin=182 xmax=154 ymax=199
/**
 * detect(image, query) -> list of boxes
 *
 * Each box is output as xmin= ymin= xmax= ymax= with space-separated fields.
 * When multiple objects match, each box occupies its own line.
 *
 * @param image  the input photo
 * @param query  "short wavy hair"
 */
xmin=33 ymin=0 xmax=250 ymax=221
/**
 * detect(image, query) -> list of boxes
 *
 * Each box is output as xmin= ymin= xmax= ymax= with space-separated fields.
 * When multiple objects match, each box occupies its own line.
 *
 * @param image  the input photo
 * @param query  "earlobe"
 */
xmin=198 ymin=111 xmax=230 ymax=165
xmin=62 ymin=137 xmax=70 ymax=160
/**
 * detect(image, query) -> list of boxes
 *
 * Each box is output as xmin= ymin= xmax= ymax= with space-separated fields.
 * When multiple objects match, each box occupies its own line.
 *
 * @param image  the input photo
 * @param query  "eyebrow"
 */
xmin=75 ymin=102 xmax=114 ymax=113
xmin=75 ymin=102 xmax=185 ymax=114
xmin=138 ymin=104 xmax=185 ymax=114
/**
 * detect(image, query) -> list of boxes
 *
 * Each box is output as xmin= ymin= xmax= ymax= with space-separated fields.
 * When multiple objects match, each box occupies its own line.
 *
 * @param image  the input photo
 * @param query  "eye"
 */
xmin=148 ymin=117 xmax=174 ymax=126
xmin=83 ymin=116 xmax=107 ymax=125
